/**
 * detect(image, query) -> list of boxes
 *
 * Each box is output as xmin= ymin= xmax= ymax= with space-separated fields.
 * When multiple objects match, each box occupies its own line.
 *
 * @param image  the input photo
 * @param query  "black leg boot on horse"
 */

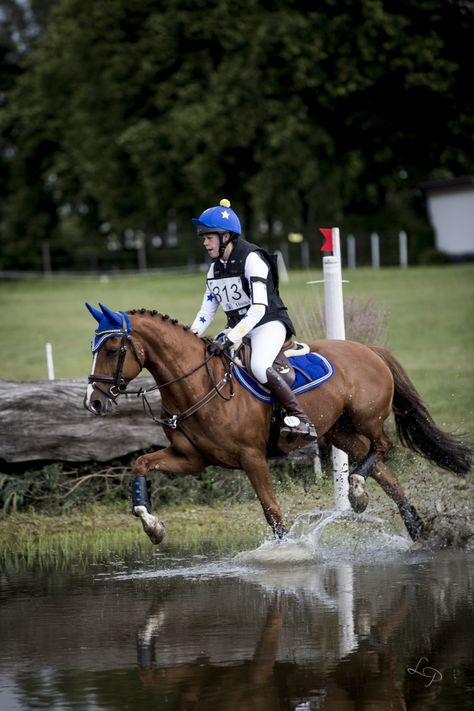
xmin=266 ymin=367 xmax=318 ymax=446
xmin=131 ymin=475 xmax=166 ymax=545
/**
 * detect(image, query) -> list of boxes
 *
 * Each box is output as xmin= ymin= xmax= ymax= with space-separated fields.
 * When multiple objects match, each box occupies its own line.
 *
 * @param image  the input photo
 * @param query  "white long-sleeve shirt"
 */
xmin=191 ymin=251 xmax=269 ymax=342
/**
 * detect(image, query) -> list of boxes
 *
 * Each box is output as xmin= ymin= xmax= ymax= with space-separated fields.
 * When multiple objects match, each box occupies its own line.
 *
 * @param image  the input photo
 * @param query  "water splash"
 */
xmin=235 ymin=509 xmax=412 ymax=566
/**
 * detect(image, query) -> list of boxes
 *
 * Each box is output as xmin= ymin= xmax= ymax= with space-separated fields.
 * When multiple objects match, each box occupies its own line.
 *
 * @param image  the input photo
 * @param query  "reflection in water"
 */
xmin=0 ymin=551 xmax=473 ymax=710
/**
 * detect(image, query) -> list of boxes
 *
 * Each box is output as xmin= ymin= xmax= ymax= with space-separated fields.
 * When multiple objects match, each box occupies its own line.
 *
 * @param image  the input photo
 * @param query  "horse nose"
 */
xmin=92 ymin=399 xmax=103 ymax=414
xmin=91 ymin=398 xmax=112 ymax=416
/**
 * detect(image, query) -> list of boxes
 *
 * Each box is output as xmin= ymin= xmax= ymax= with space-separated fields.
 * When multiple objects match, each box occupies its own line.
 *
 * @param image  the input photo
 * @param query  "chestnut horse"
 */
xmin=84 ymin=303 xmax=471 ymax=545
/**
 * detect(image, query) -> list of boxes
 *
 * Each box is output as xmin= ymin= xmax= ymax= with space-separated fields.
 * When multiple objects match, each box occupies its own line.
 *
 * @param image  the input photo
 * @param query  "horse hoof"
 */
xmin=348 ymin=474 xmax=369 ymax=513
xmin=134 ymin=506 xmax=166 ymax=545
xmin=398 ymin=502 xmax=425 ymax=542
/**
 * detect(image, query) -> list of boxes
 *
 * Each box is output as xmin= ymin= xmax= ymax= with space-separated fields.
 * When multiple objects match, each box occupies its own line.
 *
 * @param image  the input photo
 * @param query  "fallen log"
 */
xmin=0 ymin=378 xmax=166 ymax=463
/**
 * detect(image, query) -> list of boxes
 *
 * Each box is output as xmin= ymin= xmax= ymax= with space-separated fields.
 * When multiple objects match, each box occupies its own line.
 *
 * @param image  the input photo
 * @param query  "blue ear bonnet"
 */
xmin=85 ymin=303 xmax=131 ymax=352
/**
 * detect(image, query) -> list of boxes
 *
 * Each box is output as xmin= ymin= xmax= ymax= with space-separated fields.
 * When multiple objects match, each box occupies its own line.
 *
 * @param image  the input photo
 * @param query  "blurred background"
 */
xmin=1 ymin=0 xmax=473 ymax=275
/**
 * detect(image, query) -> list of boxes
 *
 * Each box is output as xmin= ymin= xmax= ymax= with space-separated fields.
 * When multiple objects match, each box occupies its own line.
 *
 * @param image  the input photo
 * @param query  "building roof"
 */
xmin=420 ymin=175 xmax=474 ymax=192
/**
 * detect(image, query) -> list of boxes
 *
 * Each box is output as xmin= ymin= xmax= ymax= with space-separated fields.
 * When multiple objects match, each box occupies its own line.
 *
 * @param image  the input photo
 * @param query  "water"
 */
xmin=1 ymin=513 xmax=473 ymax=710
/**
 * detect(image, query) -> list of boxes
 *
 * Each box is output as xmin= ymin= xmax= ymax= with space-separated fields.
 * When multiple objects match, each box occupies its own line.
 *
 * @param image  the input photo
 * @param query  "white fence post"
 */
xmin=399 ymin=230 xmax=408 ymax=268
xmin=370 ymin=232 xmax=380 ymax=269
xmin=321 ymin=227 xmax=350 ymax=511
xmin=347 ymin=234 xmax=356 ymax=270
xmin=300 ymin=241 xmax=310 ymax=270
xmin=274 ymin=250 xmax=289 ymax=283
xmin=46 ymin=342 xmax=55 ymax=380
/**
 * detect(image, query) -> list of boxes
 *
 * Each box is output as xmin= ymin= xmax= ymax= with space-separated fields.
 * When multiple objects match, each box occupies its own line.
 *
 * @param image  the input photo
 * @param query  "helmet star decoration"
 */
xmin=221 ymin=210 xmax=230 ymax=219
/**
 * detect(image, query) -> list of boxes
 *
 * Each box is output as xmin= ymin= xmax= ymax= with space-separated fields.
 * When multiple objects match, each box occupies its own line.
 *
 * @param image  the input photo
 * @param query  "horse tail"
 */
xmin=368 ymin=344 xmax=472 ymax=475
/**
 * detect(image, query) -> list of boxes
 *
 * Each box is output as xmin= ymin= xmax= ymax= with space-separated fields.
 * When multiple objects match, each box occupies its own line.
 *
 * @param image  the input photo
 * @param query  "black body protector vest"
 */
xmin=207 ymin=238 xmax=296 ymax=337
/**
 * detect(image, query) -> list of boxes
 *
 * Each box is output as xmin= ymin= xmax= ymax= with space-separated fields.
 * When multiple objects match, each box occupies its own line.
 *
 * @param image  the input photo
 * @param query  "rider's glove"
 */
xmin=207 ymin=333 xmax=233 ymax=355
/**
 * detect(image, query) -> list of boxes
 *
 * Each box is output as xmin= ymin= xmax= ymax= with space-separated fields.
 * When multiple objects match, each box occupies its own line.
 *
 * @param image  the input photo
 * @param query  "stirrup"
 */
xmin=281 ymin=415 xmax=317 ymax=442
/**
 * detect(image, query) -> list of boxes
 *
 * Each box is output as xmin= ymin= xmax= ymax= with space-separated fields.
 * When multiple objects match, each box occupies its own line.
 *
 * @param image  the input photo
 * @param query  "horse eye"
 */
xmin=107 ymin=348 xmax=118 ymax=357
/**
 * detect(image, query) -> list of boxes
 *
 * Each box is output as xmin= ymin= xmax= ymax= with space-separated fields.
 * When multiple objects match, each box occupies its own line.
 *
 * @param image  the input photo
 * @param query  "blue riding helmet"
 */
xmin=192 ymin=198 xmax=241 ymax=236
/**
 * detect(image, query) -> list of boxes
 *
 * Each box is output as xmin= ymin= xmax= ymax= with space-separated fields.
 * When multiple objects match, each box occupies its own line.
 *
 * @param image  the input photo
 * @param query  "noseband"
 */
xmin=88 ymin=320 xmax=143 ymax=400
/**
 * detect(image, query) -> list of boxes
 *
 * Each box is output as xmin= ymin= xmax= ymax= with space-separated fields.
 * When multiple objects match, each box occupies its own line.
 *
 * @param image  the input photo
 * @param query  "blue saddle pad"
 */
xmin=232 ymin=352 xmax=334 ymax=403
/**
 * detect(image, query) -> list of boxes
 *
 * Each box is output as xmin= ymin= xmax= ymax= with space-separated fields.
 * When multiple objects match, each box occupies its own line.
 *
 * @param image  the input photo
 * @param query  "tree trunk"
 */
xmin=0 ymin=378 xmax=167 ymax=463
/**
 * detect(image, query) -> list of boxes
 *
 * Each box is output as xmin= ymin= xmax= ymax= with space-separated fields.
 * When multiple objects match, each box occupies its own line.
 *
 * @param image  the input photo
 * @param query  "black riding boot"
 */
xmin=266 ymin=367 xmax=317 ymax=442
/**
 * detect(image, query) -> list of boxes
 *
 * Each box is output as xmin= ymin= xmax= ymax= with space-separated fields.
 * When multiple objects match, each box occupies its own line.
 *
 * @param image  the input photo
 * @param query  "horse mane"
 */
xmin=126 ymin=308 xmax=199 ymax=337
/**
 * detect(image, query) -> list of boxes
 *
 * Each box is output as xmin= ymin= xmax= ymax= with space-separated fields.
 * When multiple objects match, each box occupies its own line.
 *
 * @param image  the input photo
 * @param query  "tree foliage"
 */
xmin=1 ymin=0 xmax=473 ymax=269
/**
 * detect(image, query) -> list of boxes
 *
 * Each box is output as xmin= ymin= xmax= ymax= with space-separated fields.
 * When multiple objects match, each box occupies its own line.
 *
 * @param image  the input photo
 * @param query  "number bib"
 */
xmin=207 ymin=276 xmax=251 ymax=313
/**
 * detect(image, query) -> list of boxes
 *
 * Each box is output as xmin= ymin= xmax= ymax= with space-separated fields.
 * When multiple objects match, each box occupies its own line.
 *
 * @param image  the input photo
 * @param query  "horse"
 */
xmin=84 ymin=303 xmax=472 ymax=546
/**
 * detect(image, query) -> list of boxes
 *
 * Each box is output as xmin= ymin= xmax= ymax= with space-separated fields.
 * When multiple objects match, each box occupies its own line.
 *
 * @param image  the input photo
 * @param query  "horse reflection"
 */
xmin=137 ymin=596 xmax=287 ymax=711
xmin=132 ymin=558 xmax=473 ymax=710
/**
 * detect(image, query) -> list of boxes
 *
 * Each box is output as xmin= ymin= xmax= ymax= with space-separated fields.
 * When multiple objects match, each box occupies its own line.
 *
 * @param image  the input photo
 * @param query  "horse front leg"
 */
xmin=131 ymin=442 xmax=206 ymax=545
xmin=240 ymin=449 xmax=286 ymax=539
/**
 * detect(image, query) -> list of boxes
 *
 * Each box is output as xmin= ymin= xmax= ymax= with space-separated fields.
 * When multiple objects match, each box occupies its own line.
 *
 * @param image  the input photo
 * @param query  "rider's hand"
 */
xmin=207 ymin=333 xmax=233 ymax=355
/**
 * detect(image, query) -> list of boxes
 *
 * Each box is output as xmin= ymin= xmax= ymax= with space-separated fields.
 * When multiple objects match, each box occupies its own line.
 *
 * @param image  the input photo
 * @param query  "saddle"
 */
xmin=231 ymin=337 xmax=311 ymax=388
xmin=229 ymin=337 xmax=335 ymax=457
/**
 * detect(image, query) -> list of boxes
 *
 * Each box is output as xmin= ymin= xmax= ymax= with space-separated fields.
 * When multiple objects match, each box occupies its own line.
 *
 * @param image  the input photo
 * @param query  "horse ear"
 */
xmin=99 ymin=302 xmax=122 ymax=327
xmin=85 ymin=302 xmax=103 ymax=323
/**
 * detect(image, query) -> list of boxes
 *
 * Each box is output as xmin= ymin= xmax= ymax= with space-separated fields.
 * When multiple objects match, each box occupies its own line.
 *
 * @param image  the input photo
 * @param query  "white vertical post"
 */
xmin=274 ymin=250 xmax=289 ymax=283
xmin=42 ymin=241 xmax=52 ymax=276
xmin=323 ymin=257 xmax=345 ymax=339
xmin=46 ymin=342 xmax=55 ymax=380
xmin=323 ymin=227 xmax=350 ymax=511
xmin=399 ymin=230 xmax=408 ymax=268
xmin=347 ymin=234 xmax=356 ymax=270
xmin=137 ymin=235 xmax=147 ymax=272
xmin=300 ymin=241 xmax=310 ymax=270
xmin=370 ymin=232 xmax=380 ymax=269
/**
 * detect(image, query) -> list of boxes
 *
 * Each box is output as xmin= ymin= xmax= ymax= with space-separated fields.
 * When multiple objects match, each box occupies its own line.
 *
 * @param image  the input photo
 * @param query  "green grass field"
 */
xmin=1 ymin=264 xmax=473 ymax=432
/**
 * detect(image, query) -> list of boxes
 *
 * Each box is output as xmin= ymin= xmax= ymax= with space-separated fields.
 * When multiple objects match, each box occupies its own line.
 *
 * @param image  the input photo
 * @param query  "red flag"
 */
xmin=319 ymin=228 xmax=333 ymax=252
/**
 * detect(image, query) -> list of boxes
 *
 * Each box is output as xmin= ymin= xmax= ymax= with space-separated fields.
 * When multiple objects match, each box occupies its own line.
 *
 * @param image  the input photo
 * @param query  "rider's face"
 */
xmin=202 ymin=233 xmax=229 ymax=258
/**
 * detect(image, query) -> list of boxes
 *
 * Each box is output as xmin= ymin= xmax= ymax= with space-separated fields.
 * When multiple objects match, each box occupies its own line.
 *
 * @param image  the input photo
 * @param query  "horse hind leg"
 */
xmin=324 ymin=427 xmax=373 ymax=513
xmin=358 ymin=422 xmax=424 ymax=539
xmin=328 ymin=420 xmax=424 ymax=541
xmin=371 ymin=460 xmax=425 ymax=541
xmin=348 ymin=451 xmax=376 ymax=513
xmin=351 ymin=423 xmax=425 ymax=540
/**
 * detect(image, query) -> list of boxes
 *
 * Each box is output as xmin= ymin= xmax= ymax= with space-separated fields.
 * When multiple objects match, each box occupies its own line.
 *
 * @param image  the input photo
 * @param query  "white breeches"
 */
xmin=248 ymin=320 xmax=287 ymax=384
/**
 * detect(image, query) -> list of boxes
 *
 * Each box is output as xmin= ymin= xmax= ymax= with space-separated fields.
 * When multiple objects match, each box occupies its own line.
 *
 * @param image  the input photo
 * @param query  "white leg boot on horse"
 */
xmin=265 ymin=367 xmax=318 ymax=446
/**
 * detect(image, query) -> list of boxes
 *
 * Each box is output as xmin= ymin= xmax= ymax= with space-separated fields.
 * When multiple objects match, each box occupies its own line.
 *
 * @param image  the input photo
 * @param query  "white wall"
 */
xmin=426 ymin=186 xmax=474 ymax=256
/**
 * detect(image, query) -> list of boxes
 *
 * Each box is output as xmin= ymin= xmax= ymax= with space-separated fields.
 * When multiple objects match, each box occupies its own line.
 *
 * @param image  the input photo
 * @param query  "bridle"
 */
xmin=88 ymin=314 xmax=234 ymax=426
xmin=88 ymin=316 xmax=143 ymax=401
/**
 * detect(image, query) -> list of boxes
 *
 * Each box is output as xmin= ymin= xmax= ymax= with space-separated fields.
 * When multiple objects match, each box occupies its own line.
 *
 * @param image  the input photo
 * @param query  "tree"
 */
xmin=1 ymin=0 xmax=473 ymax=269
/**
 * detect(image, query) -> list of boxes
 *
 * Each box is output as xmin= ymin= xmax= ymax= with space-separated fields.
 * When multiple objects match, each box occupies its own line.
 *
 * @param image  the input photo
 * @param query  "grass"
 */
xmin=1 ymin=264 xmax=473 ymax=429
xmin=1 ymin=462 xmax=472 ymax=566
xmin=0 ymin=486 xmax=314 ymax=566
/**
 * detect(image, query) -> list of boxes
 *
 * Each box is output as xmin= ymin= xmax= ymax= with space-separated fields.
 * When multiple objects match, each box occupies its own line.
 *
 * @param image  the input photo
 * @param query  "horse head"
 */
xmin=84 ymin=302 xmax=144 ymax=415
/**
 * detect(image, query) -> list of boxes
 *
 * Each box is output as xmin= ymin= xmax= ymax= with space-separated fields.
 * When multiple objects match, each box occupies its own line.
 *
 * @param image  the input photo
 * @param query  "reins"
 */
xmin=139 ymin=339 xmax=235 ymax=430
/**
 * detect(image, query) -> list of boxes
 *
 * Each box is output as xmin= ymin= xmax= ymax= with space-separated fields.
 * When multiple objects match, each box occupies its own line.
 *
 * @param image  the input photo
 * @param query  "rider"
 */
xmin=190 ymin=198 xmax=317 ymax=442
